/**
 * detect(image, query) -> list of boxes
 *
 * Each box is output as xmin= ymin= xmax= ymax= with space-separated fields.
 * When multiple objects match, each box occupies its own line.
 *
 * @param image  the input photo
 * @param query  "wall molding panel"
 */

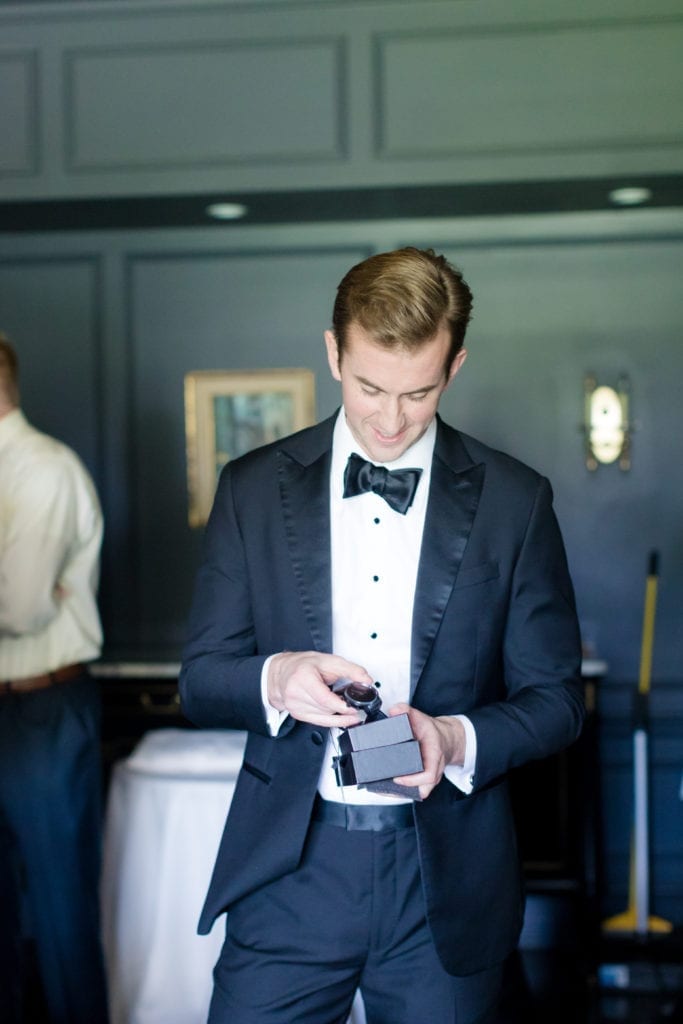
xmin=373 ymin=19 xmax=683 ymax=162
xmin=0 ymin=253 xmax=103 ymax=469
xmin=64 ymin=36 xmax=347 ymax=173
xmin=0 ymin=50 xmax=39 ymax=176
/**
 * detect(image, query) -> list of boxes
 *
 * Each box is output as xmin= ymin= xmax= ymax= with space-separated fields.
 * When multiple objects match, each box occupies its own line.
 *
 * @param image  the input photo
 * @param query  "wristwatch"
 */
xmin=339 ymin=681 xmax=386 ymax=722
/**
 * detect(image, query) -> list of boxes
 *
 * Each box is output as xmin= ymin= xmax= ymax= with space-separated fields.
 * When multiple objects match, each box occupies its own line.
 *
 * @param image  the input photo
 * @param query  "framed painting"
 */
xmin=184 ymin=367 xmax=315 ymax=527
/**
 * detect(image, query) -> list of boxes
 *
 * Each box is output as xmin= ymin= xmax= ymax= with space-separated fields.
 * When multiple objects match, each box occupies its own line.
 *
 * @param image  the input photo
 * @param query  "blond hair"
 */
xmin=331 ymin=247 xmax=473 ymax=373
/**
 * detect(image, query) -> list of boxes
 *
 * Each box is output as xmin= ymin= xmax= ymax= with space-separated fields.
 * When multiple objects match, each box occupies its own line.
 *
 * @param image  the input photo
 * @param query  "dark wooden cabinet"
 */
xmin=93 ymin=662 xmax=188 ymax=782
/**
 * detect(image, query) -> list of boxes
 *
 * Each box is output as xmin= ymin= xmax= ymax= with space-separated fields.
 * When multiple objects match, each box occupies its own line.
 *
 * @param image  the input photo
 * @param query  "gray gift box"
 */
xmin=332 ymin=712 xmax=423 ymax=798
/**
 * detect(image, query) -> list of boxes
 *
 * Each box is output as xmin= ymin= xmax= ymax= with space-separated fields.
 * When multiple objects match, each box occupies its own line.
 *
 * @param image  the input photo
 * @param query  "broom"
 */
xmin=602 ymin=551 xmax=672 ymax=936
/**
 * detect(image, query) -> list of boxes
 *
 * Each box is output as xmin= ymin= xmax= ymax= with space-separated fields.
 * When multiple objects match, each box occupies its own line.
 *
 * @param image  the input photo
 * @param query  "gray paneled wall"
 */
xmin=1 ymin=1 xmax=683 ymax=200
xmin=1 ymin=211 xmax=681 ymax=678
xmin=127 ymin=244 xmax=367 ymax=646
xmin=0 ymin=254 xmax=102 ymax=470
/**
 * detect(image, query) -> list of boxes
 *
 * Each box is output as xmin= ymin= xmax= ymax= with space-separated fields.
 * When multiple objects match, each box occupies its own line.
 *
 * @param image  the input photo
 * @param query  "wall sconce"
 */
xmin=583 ymin=374 xmax=631 ymax=471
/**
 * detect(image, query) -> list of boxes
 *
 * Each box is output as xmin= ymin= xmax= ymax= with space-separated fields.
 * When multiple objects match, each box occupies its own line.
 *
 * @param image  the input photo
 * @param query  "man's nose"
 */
xmin=377 ymin=397 xmax=404 ymax=434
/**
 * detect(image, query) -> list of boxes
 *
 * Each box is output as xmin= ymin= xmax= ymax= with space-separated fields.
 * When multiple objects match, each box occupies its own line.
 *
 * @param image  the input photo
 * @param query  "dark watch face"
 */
xmin=340 ymin=682 xmax=383 ymax=717
xmin=344 ymin=683 xmax=378 ymax=705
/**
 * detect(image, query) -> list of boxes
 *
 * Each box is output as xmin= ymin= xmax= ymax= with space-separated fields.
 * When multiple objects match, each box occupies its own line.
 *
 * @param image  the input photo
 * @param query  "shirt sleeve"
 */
xmin=260 ymin=653 xmax=290 ymax=735
xmin=442 ymin=714 xmax=477 ymax=795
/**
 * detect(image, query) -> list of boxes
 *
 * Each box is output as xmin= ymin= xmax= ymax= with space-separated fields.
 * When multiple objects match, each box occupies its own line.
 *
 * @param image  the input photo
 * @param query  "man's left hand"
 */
xmin=390 ymin=703 xmax=466 ymax=800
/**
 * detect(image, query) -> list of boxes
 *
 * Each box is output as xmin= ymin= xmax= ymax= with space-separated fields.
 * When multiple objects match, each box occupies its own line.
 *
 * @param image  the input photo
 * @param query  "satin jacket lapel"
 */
xmin=410 ymin=422 xmax=485 ymax=697
xmin=277 ymin=418 xmax=335 ymax=654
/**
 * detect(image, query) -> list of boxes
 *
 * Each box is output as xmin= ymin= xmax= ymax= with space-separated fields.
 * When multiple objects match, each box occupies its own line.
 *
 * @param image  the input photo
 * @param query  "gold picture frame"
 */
xmin=184 ymin=368 xmax=316 ymax=527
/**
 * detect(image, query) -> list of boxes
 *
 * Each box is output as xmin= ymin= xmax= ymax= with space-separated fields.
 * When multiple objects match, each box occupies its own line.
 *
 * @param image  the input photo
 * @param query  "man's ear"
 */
xmin=324 ymin=329 xmax=342 ymax=382
xmin=445 ymin=348 xmax=467 ymax=388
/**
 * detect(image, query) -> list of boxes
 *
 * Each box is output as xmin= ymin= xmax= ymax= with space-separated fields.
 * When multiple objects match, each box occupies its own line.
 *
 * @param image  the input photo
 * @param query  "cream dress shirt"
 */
xmin=0 ymin=409 xmax=103 ymax=681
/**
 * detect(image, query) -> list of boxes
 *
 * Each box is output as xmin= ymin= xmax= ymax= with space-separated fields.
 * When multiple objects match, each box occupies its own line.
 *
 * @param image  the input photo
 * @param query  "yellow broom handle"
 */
xmin=638 ymin=551 xmax=659 ymax=697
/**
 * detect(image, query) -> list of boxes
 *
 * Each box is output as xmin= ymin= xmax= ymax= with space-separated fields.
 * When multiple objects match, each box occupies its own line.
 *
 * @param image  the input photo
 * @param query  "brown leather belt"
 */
xmin=0 ymin=662 xmax=85 ymax=696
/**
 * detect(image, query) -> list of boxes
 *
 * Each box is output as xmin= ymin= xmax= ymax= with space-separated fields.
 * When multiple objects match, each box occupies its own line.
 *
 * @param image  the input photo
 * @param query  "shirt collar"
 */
xmin=0 ymin=408 xmax=27 ymax=454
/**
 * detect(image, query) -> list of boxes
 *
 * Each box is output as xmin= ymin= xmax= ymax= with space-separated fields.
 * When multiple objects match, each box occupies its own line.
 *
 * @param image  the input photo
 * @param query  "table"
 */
xmin=101 ymin=728 xmax=244 ymax=1024
xmin=101 ymin=727 xmax=366 ymax=1024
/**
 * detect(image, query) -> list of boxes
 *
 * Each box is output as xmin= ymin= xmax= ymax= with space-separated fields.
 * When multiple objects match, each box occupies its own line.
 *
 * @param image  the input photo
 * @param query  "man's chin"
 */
xmin=367 ymin=443 xmax=410 ymax=464
xmin=365 ymin=431 xmax=415 ymax=463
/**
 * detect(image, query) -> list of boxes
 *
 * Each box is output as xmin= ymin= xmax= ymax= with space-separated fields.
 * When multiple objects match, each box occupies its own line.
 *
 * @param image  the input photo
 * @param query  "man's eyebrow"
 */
xmin=355 ymin=375 xmax=384 ymax=392
xmin=355 ymin=374 xmax=439 ymax=396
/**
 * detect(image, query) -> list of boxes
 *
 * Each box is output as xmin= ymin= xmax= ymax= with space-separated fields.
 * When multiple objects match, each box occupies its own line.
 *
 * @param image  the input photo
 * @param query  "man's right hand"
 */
xmin=267 ymin=651 xmax=373 ymax=728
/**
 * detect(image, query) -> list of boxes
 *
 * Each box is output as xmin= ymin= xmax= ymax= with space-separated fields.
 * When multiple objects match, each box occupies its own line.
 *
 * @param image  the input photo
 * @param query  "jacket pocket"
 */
xmin=242 ymin=761 xmax=271 ymax=785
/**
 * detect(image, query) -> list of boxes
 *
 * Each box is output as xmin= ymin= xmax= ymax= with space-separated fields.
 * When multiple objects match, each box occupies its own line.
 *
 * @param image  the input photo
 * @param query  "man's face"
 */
xmin=324 ymin=320 xmax=466 ymax=464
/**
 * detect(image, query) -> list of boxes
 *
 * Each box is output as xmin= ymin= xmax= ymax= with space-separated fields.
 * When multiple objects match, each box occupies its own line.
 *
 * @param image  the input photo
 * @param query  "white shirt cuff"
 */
xmin=442 ymin=714 xmax=477 ymax=795
xmin=260 ymin=654 xmax=290 ymax=736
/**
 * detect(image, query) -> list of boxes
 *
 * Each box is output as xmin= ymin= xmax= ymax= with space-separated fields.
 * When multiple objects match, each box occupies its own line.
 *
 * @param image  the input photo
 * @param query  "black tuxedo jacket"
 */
xmin=179 ymin=412 xmax=584 ymax=976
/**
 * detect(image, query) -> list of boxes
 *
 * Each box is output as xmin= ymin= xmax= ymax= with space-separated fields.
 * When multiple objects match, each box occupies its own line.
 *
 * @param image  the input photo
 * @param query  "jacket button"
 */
xmin=311 ymin=731 xmax=324 ymax=746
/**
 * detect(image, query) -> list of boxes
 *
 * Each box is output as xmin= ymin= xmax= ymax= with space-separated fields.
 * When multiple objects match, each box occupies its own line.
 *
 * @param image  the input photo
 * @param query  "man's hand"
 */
xmin=390 ymin=703 xmax=467 ymax=800
xmin=267 ymin=651 xmax=373 ymax=728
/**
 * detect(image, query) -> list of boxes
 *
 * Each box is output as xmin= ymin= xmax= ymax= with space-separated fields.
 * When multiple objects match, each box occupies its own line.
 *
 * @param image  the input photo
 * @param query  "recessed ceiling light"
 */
xmin=608 ymin=186 xmax=652 ymax=207
xmin=205 ymin=202 xmax=248 ymax=220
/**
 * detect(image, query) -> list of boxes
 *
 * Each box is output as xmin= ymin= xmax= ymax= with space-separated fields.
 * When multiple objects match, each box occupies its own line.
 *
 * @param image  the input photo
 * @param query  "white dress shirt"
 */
xmin=262 ymin=409 xmax=476 ymax=802
xmin=0 ymin=409 xmax=103 ymax=681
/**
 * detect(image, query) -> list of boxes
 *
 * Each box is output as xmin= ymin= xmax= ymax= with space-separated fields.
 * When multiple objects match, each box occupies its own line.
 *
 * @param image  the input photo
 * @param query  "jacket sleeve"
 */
xmin=179 ymin=463 xmax=278 ymax=735
xmin=466 ymin=475 xmax=585 ymax=790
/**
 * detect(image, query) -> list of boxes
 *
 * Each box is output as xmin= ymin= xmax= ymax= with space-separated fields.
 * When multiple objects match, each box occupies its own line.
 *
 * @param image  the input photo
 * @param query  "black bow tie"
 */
xmin=343 ymin=453 xmax=422 ymax=515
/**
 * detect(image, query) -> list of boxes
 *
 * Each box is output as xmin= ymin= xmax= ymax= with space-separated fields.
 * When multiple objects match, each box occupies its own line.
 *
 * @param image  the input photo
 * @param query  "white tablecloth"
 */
xmin=101 ymin=727 xmax=366 ymax=1024
xmin=101 ymin=729 xmax=245 ymax=1024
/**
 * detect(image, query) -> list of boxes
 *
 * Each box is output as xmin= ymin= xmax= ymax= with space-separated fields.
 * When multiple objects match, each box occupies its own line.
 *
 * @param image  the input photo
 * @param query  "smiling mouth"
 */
xmin=373 ymin=427 xmax=406 ymax=444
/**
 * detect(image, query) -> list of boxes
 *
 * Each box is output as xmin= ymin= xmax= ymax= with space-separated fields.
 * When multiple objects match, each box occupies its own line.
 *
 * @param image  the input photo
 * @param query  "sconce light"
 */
xmin=583 ymin=374 xmax=631 ymax=471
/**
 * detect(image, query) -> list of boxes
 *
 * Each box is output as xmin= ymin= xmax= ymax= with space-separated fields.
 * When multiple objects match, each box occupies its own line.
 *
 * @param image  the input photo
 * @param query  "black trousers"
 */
xmin=208 ymin=812 xmax=503 ymax=1024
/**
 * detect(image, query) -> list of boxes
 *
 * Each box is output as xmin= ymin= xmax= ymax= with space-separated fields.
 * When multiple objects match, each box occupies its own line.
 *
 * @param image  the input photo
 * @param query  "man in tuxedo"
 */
xmin=180 ymin=247 xmax=585 ymax=1024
